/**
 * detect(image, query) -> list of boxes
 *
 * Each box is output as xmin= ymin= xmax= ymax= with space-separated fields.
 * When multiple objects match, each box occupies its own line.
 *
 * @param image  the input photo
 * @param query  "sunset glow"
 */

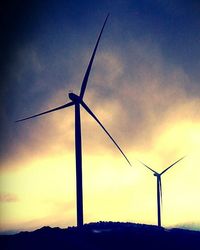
xmin=1 ymin=0 xmax=200 ymax=233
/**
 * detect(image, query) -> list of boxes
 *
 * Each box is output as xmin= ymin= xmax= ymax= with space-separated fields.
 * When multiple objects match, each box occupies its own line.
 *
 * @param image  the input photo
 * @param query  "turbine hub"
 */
xmin=69 ymin=92 xmax=81 ymax=103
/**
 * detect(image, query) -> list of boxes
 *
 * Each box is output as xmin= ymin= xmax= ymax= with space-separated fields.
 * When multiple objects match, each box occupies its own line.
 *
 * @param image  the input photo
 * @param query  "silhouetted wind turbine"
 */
xmin=138 ymin=156 xmax=185 ymax=227
xmin=16 ymin=14 xmax=131 ymax=227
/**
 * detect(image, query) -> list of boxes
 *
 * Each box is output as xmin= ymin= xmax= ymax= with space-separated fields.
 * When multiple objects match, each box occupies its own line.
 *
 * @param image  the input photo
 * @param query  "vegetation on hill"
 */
xmin=1 ymin=222 xmax=200 ymax=250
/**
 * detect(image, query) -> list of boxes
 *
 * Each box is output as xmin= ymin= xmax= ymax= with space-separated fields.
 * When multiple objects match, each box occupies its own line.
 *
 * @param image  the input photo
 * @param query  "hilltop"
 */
xmin=1 ymin=222 xmax=200 ymax=250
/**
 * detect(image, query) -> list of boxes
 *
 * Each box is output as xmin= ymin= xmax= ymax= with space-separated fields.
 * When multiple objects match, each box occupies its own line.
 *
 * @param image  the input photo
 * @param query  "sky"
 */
xmin=0 ymin=0 xmax=200 ymax=233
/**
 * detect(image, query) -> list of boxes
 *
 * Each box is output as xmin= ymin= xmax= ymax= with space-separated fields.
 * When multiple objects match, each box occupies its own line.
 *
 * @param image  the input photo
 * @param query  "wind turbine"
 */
xmin=16 ymin=14 xmax=131 ymax=227
xmin=138 ymin=156 xmax=185 ymax=227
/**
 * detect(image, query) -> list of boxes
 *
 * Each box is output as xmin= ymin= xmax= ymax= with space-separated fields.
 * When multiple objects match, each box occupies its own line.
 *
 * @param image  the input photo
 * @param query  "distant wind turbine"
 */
xmin=16 ymin=14 xmax=131 ymax=227
xmin=138 ymin=156 xmax=185 ymax=227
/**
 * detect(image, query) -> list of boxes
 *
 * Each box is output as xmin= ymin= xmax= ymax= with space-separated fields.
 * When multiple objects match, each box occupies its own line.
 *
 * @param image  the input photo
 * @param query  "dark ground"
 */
xmin=1 ymin=222 xmax=200 ymax=250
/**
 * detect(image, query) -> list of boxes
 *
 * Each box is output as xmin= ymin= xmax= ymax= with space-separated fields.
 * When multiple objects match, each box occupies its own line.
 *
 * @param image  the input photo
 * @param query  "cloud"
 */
xmin=81 ymin=42 xmax=200 ymax=156
xmin=0 ymin=193 xmax=19 ymax=202
xmin=1 ymin=33 xmax=200 ymax=170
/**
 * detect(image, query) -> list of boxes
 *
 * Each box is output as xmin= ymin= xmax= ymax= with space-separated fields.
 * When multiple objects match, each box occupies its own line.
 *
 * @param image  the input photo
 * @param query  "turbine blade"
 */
xmin=137 ymin=160 xmax=158 ymax=174
xmin=81 ymin=101 xmax=132 ymax=167
xmin=79 ymin=14 xmax=109 ymax=99
xmin=159 ymin=177 xmax=163 ymax=207
xmin=15 ymin=101 xmax=74 ymax=122
xmin=160 ymin=156 xmax=186 ymax=175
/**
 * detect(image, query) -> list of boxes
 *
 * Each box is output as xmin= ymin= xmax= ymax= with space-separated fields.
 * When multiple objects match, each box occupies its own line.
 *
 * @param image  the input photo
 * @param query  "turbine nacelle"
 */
xmin=69 ymin=92 xmax=81 ymax=103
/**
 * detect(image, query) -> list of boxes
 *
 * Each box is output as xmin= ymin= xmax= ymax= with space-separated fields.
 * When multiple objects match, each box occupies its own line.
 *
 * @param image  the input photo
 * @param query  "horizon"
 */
xmin=1 ymin=220 xmax=200 ymax=235
xmin=0 ymin=0 xmax=200 ymax=233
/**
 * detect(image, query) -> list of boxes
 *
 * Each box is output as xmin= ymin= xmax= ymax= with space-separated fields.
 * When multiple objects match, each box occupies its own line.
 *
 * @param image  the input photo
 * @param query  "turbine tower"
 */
xmin=16 ymin=14 xmax=131 ymax=227
xmin=138 ymin=156 xmax=185 ymax=227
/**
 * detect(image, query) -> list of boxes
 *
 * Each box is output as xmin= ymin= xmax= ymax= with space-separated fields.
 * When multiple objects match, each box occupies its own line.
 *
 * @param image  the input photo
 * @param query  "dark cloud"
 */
xmin=0 ymin=0 xmax=200 ymax=163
